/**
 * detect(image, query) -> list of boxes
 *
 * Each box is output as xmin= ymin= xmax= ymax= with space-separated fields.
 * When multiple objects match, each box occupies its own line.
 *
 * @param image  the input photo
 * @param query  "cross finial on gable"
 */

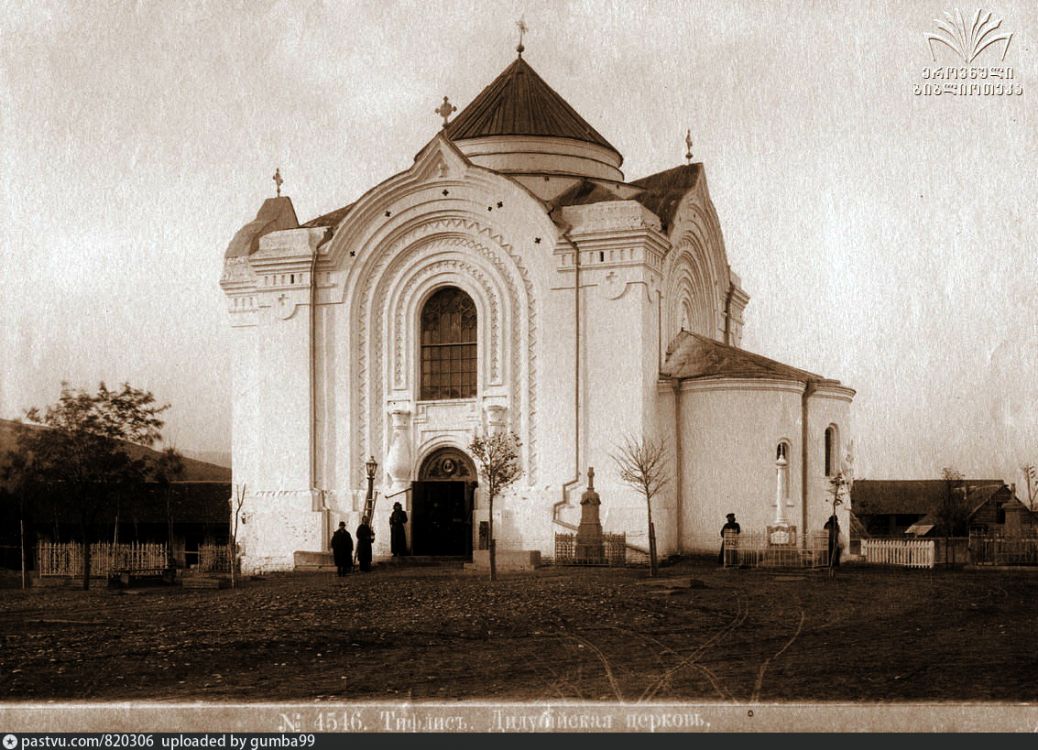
xmin=435 ymin=96 xmax=457 ymax=128
xmin=516 ymin=16 xmax=528 ymax=57
xmin=587 ymin=466 xmax=595 ymax=489
xmin=684 ymin=129 xmax=693 ymax=164
xmin=273 ymin=167 xmax=284 ymax=197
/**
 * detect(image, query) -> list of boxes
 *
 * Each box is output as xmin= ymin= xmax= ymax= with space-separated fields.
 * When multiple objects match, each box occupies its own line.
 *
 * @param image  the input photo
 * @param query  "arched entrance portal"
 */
xmin=411 ymin=447 xmax=476 ymax=557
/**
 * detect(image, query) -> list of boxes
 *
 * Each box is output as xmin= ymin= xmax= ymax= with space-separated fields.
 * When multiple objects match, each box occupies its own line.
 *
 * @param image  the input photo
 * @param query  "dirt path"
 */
xmin=1 ymin=562 xmax=1035 ymax=702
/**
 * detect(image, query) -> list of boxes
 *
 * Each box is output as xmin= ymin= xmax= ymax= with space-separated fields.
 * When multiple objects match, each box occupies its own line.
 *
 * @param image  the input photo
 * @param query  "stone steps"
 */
xmin=181 ymin=576 xmax=230 ymax=589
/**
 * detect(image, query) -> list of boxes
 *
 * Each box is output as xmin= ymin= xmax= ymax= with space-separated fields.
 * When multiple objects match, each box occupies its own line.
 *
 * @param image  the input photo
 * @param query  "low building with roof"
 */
xmin=851 ymin=479 xmax=1037 ymax=538
xmin=219 ymin=45 xmax=854 ymax=572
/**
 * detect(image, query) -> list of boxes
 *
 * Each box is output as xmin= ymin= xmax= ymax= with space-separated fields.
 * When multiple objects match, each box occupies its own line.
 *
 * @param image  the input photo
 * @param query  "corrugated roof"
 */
xmin=662 ymin=331 xmax=826 ymax=383
xmin=444 ymin=57 xmax=617 ymax=153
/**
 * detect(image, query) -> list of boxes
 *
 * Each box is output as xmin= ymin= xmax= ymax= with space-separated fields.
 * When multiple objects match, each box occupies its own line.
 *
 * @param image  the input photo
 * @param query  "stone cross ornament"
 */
xmin=272 ymin=167 xmax=283 ymax=197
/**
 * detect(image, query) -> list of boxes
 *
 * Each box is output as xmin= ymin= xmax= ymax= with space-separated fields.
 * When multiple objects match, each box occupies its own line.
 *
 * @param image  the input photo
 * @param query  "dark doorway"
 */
xmin=411 ymin=448 xmax=475 ymax=557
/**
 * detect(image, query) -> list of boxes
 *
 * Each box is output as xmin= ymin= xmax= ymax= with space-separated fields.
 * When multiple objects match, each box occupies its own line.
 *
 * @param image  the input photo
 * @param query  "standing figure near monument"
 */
xmin=389 ymin=502 xmax=408 ymax=557
xmin=356 ymin=517 xmax=374 ymax=572
xmin=330 ymin=521 xmax=353 ymax=577
xmin=719 ymin=513 xmax=741 ymax=565
xmin=824 ymin=514 xmax=842 ymax=567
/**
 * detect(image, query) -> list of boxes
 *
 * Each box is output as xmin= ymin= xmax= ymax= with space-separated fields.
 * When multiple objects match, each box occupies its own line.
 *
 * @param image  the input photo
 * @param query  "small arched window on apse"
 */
xmin=776 ymin=441 xmax=790 ymax=462
xmin=420 ymin=286 xmax=477 ymax=401
xmin=824 ymin=425 xmax=839 ymax=476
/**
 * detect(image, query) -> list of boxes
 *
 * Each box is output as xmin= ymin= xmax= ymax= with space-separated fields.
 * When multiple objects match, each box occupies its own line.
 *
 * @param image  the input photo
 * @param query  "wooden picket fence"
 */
xmin=861 ymin=538 xmax=935 ymax=569
xmin=36 ymin=542 xmax=168 ymax=577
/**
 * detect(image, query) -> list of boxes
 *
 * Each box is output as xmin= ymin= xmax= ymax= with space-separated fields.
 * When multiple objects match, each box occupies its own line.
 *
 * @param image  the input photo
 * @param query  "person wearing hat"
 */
xmin=389 ymin=501 xmax=409 ymax=557
xmin=719 ymin=513 xmax=741 ymax=565
xmin=330 ymin=521 xmax=353 ymax=577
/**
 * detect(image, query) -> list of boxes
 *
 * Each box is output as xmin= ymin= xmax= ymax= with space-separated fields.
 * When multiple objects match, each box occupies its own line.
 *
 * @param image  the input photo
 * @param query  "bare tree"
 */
xmin=154 ymin=447 xmax=185 ymax=570
xmin=1022 ymin=464 xmax=1037 ymax=511
xmin=612 ymin=434 xmax=669 ymax=577
xmin=933 ymin=467 xmax=974 ymax=566
xmin=469 ymin=432 xmax=522 ymax=582
xmin=229 ymin=484 xmax=246 ymax=588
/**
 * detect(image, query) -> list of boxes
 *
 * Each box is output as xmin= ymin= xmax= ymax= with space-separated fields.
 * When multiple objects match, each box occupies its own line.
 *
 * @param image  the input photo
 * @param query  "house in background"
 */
xmin=0 ymin=418 xmax=231 ymax=570
xmin=851 ymin=479 xmax=1037 ymax=538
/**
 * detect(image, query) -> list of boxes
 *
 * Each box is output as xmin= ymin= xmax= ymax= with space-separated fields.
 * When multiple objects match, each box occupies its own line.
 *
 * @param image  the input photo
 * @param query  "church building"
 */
xmin=220 ymin=47 xmax=854 ymax=573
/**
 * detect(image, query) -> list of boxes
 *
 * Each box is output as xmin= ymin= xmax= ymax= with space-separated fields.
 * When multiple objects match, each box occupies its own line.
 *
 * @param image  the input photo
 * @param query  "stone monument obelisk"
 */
xmin=575 ymin=467 xmax=605 ymax=564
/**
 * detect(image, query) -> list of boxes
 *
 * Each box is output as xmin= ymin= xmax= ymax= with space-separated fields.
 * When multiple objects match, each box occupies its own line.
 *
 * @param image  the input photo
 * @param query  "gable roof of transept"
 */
xmin=444 ymin=57 xmax=618 ymax=153
xmin=546 ymin=164 xmax=703 ymax=232
xmin=663 ymin=330 xmax=832 ymax=384
xmin=225 ymin=197 xmax=299 ymax=257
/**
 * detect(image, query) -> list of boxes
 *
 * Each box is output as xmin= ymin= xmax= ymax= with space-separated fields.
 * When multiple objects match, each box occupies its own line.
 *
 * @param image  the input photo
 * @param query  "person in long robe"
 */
xmin=330 ymin=521 xmax=353 ymax=577
xmin=356 ymin=517 xmax=374 ymax=572
xmin=389 ymin=502 xmax=408 ymax=557
xmin=718 ymin=513 xmax=741 ymax=565
xmin=824 ymin=514 xmax=842 ymax=567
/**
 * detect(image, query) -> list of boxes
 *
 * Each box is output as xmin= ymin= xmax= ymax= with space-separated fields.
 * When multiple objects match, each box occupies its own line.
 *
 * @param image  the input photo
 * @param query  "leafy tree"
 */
xmin=469 ymin=431 xmax=522 ymax=582
xmin=0 ymin=449 xmax=35 ymax=589
xmin=612 ymin=434 xmax=669 ymax=577
xmin=16 ymin=382 xmax=169 ymax=589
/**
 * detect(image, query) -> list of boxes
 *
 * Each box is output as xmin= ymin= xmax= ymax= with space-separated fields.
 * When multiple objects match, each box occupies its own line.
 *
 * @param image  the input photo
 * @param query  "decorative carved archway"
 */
xmin=411 ymin=447 xmax=477 ymax=556
xmin=419 ymin=447 xmax=477 ymax=482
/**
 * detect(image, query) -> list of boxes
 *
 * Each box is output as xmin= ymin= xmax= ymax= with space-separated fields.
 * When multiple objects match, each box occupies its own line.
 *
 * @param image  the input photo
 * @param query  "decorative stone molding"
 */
xmin=385 ymin=407 xmax=413 ymax=496
xmin=559 ymin=201 xmax=661 ymax=234
xmin=679 ymin=378 xmax=807 ymax=396
xmin=484 ymin=403 xmax=508 ymax=434
xmin=350 ymin=216 xmax=538 ymax=486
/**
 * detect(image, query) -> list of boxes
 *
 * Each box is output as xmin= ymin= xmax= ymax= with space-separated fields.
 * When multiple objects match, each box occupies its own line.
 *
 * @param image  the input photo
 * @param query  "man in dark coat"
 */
xmin=824 ymin=514 xmax=842 ymax=567
xmin=356 ymin=517 xmax=374 ymax=572
xmin=330 ymin=521 xmax=353 ymax=577
xmin=719 ymin=513 xmax=741 ymax=565
xmin=389 ymin=502 xmax=408 ymax=557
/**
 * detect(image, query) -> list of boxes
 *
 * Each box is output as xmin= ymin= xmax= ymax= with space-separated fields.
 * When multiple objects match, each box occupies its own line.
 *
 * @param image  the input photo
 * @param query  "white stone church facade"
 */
xmin=220 ymin=53 xmax=854 ymax=572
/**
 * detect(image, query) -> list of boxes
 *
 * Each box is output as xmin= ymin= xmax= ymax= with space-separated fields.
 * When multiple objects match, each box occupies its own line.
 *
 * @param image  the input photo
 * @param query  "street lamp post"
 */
xmin=365 ymin=455 xmax=378 ymax=510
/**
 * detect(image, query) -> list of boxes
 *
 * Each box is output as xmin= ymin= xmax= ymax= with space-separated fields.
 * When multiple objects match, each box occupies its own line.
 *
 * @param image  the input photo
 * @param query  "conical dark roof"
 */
xmin=444 ymin=57 xmax=617 ymax=153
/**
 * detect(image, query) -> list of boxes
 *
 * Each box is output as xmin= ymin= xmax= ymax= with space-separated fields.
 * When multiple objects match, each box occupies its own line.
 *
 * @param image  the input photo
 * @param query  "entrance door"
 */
xmin=411 ymin=448 xmax=476 ymax=557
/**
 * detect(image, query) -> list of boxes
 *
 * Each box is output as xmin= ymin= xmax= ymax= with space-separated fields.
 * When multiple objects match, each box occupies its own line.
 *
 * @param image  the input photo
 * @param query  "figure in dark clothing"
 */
xmin=356 ymin=517 xmax=374 ymax=572
xmin=330 ymin=521 xmax=353 ymax=577
xmin=824 ymin=514 xmax=842 ymax=567
xmin=718 ymin=513 xmax=741 ymax=565
xmin=389 ymin=502 xmax=408 ymax=557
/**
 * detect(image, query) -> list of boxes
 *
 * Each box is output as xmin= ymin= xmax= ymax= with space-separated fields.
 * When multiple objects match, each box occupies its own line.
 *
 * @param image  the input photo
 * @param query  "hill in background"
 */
xmin=0 ymin=419 xmax=231 ymax=483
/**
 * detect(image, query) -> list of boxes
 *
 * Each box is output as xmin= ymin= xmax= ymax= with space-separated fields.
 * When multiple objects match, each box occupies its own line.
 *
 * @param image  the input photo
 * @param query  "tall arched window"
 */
xmin=420 ymin=287 xmax=477 ymax=401
xmin=824 ymin=425 xmax=838 ymax=476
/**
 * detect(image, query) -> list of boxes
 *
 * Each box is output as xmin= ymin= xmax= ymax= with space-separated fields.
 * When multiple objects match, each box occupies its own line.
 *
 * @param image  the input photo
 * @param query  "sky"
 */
xmin=1 ymin=0 xmax=1036 ymax=483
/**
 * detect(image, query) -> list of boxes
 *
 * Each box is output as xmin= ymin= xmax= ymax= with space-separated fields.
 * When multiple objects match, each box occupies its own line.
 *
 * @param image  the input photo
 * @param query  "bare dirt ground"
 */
xmin=1 ymin=560 xmax=1035 ymax=703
